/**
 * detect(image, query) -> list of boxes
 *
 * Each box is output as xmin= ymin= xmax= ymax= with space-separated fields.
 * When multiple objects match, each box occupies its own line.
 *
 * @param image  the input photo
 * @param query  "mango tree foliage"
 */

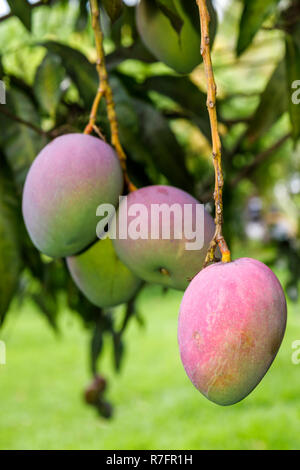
xmin=0 ymin=0 xmax=299 ymax=416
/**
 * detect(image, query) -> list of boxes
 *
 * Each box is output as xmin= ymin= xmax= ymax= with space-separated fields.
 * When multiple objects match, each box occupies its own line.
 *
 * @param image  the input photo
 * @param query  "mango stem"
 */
xmin=196 ymin=0 xmax=231 ymax=266
xmin=85 ymin=0 xmax=136 ymax=193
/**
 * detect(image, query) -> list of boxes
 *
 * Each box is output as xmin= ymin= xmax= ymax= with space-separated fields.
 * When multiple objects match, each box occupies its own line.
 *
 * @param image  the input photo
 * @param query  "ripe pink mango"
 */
xmin=113 ymin=185 xmax=215 ymax=291
xmin=178 ymin=258 xmax=287 ymax=406
xmin=22 ymin=134 xmax=123 ymax=258
xmin=67 ymin=238 xmax=142 ymax=308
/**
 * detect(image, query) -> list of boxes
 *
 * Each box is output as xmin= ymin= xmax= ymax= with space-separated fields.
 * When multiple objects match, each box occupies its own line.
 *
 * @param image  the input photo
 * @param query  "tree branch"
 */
xmin=200 ymin=133 xmax=291 ymax=201
xmin=0 ymin=106 xmax=48 ymax=137
xmin=0 ymin=106 xmax=81 ymax=140
xmin=230 ymin=133 xmax=291 ymax=188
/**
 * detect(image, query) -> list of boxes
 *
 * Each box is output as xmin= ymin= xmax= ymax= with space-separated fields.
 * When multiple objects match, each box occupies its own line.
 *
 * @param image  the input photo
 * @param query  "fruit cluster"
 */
xmin=22 ymin=133 xmax=215 ymax=304
xmin=22 ymin=133 xmax=287 ymax=406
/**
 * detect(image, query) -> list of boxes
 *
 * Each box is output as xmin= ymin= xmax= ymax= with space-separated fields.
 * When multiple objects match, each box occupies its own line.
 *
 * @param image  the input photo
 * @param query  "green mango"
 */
xmin=136 ymin=0 xmax=217 ymax=74
xmin=67 ymin=238 xmax=142 ymax=308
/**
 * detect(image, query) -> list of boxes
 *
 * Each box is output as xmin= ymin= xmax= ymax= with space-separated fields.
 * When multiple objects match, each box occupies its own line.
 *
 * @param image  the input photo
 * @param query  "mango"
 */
xmin=22 ymin=134 xmax=123 ymax=258
xmin=136 ymin=0 xmax=217 ymax=74
xmin=67 ymin=238 xmax=142 ymax=308
xmin=113 ymin=185 xmax=215 ymax=290
xmin=178 ymin=258 xmax=287 ymax=406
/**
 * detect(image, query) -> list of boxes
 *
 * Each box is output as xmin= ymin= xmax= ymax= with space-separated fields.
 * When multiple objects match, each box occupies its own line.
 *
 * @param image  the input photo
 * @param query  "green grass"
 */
xmin=0 ymin=271 xmax=300 ymax=450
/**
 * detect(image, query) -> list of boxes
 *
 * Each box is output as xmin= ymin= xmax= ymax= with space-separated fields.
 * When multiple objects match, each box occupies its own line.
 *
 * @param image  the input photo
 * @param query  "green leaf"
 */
xmin=108 ymin=75 xmax=192 ymax=189
xmin=34 ymin=53 xmax=66 ymax=117
xmin=246 ymin=61 xmax=288 ymax=144
xmin=0 ymin=55 xmax=4 ymax=78
xmin=0 ymin=167 xmax=22 ymax=325
xmin=76 ymin=0 xmax=89 ymax=31
xmin=106 ymin=41 xmax=156 ymax=71
xmin=42 ymin=41 xmax=98 ymax=107
xmin=128 ymin=98 xmax=192 ymax=190
xmin=285 ymin=30 xmax=300 ymax=143
xmin=90 ymin=313 xmax=114 ymax=375
xmin=91 ymin=320 xmax=104 ymax=375
xmin=102 ymin=0 xmax=123 ymax=24
xmin=155 ymin=0 xmax=183 ymax=35
xmin=31 ymin=292 xmax=59 ymax=332
xmin=144 ymin=75 xmax=212 ymax=141
xmin=0 ymin=87 xmax=47 ymax=186
xmin=112 ymin=332 xmax=124 ymax=372
xmin=7 ymin=0 xmax=32 ymax=31
xmin=237 ymin=0 xmax=280 ymax=56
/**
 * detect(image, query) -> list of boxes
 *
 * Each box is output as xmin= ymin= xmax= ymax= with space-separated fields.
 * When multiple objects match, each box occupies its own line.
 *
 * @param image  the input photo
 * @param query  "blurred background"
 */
xmin=0 ymin=0 xmax=299 ymax=450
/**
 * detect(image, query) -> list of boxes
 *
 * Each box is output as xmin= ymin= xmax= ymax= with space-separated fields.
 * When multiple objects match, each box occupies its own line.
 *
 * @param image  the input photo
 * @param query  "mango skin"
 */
xmin=178 ymin=258 xmax=287 ymax=406
xmin=67 ymin=238 xmax=142 ymax=308
xmin=136 ymin=0 xmax=216 ymax=74
xmin=113 ymin=185 xmax=215 ymax=291
xmin=22 ymin=134 xmax=123 ymax=258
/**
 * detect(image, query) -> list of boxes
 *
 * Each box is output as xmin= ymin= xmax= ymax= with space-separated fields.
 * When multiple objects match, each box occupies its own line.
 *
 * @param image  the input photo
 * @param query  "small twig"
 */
xmin=201 ymin=133 xmax=291 ymax=202
xmin=0 ymin=106 xmax=48 ymax=137
xmin=196 ymin=0 xmax=231 ymax=266
xmin=84 ymin=88 xmax=105 ymax=135
xmin=49 ymin=124 xmax=80 ymax=138
xmin=85 ymin=0 xmax=136 ymax=192
xmin=230 ymin=133 xmax=291 ymax=188
xmin=222 ymin=116 xmax=252 ymax=126
xmin=0 ymin=106 xmax=80 ymax=140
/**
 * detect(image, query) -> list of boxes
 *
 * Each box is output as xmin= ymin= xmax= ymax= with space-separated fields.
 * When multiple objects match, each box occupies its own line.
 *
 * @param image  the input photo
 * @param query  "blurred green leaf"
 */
xmin=144 ymin=75 xmax=212 ymax=141
xmin=102 ymin=0 xmax=123 ymax=23
xmin=106 ymin=42 xmax=156 ymax=70
xmin=110 ymin=74 xmax=191 ymax=189
xmin=31 ymin=292 xmax=59 ymax=332
xmin=111 ymin=75 xmax=191 ymax=188
xmin=76 ymin=0 xmax=89 ymax=31
xmin=7 ymin=0 xmax=32 ymax=31
xmin=246 ymin=61 xmax=288 ymax=144
xmin=112 ymin=332 xmax=124 ymax=372
xmin=237 ymin=0 xmax=280 ymax=56
xmin=130 ymin=98 xmax=192 ymax=190
xmin=42 ymin=41 xmax=98 ymax=107
xmin=155 ymin=0 xmax=183 ymax=35
xmin=0 ymin=55 xmax=4 ymax=78
xmin=34 ymin=53 xmax=66 ymax=117
xmin=91 ymin=321 xmax=103 ymax=375
xmin=90 ymin=312 xmax=115 ymax=374
xmin=0 ymin=167 xmax=22 ymax=325
xmin=0 ymin=87 xmax=47 ymax=186
xmin=285 ymin=30 xmax=300 ymax=143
